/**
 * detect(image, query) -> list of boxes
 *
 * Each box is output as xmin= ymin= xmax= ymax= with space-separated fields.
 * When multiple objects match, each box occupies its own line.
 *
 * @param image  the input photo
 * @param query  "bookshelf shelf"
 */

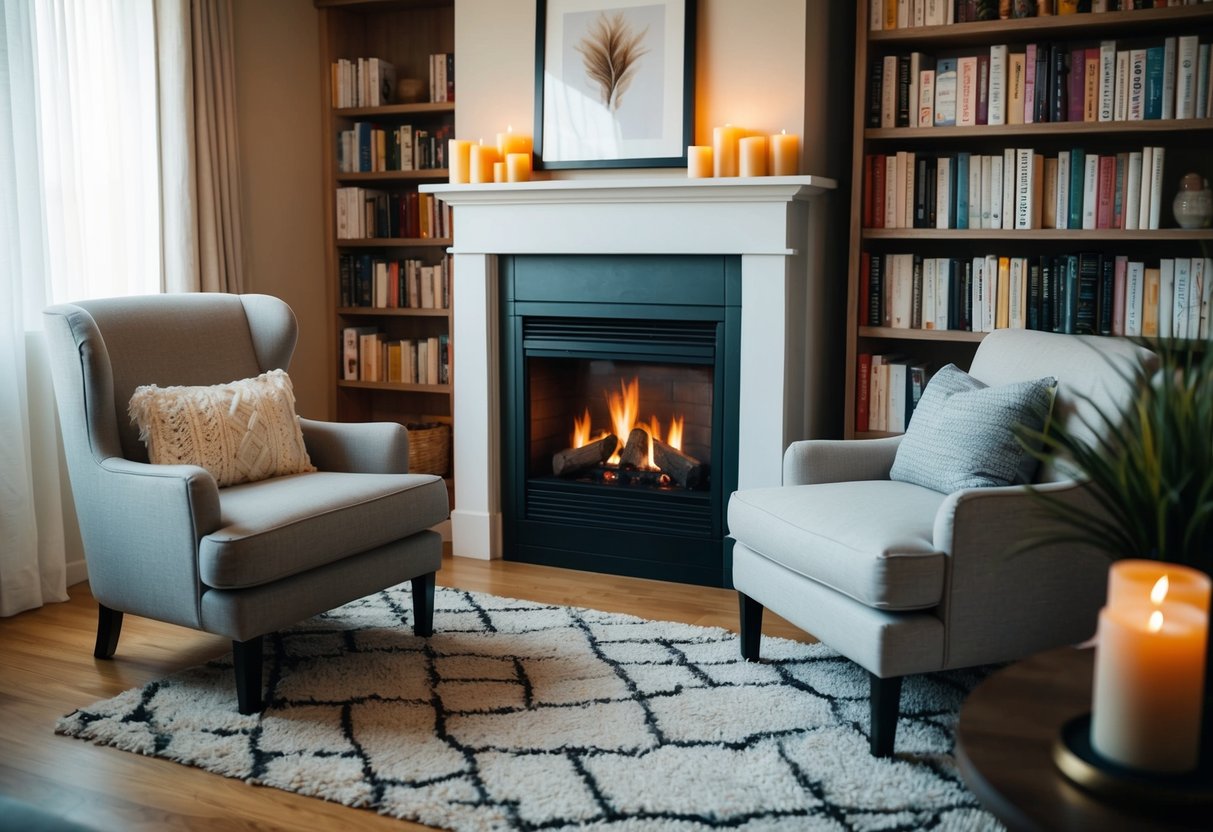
xmin=866 ymin=118 xmax=1213 ymax=141
xmin=335 ymin=237 xmax=452 ymax=247
xmin=845 ymin=3 xmax=1213 ymax=439
xmin=870 ymin=6 xmax=1213 ymax=47
xmin=863 ymin=228 xmax=1213 ymax=242
xmin=320 ymin=0 xmax=456 ymax=483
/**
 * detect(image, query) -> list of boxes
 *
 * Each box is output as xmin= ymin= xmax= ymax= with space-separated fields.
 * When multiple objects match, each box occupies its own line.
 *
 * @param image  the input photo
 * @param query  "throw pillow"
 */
xmin=889 ymin=363 xmax=1057 ymax=494
xmin=129 ymin=369 xmax=316 ymax=487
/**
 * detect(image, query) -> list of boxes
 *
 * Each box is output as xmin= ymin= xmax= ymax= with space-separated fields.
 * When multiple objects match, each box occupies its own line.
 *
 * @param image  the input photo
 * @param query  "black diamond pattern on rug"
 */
xmin=57 ymin=584 xmax=1002 ymax=831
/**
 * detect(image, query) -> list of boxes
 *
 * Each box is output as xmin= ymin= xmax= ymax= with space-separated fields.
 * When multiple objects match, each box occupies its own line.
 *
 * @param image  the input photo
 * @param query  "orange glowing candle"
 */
xmin=448 ymin=139 xmax=472 ymax=184
xmin=506 ymin=152 xmax=532 ymax=182
xmin=712 ymin=124 xmax=744 ymax=177
xmin=738 ymin=136 xmax=768 ymax=177
xmin=687 ymin=145 xmax=713 ymax=178
xmin=469 ymin=140 xmax=499 ymax=184
xmin=496 ymin=125 xmax=532 ymax=158
xmin=769 ymin=130 xmax=799 ymax=176
xmin=1090 ymin=561 xmax=1210 ymax=773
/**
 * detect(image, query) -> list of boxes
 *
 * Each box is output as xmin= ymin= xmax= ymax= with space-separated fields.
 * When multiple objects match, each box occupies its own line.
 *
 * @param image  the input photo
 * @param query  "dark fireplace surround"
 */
xmin=500 ymin=255 xmax=741 ymax=587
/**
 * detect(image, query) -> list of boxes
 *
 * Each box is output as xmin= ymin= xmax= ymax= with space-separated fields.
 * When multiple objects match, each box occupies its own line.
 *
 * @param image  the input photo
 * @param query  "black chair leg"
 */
xmin=869 ymin=672 xmax=903 ymax=757
xmin=233 ymin=636 xmax=264 ymax=715
xmin=94 ymin=604 xmax=123 ymax=659
xmin=738 ymin=592 xmax=763 ymax=661
xmin=412 ymin=571 xmax=436 ymax=637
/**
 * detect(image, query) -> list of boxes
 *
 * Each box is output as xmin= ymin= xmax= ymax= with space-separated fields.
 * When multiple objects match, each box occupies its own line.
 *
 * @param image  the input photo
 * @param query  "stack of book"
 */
xmin=339 ymin=253 xmax=452 ymax=310
xmin=870 ymin=36 xmax=1212 ymax=130
xmin=863 ymin=145 xmax=1169 ymax=231
xmin=430 ymin=53 xmax=454 ymax=103
xmin=337 ymin=122 xmax=452 ymax=173
xmin=335 ymin=189 xmax=451 ymax=240
xmin=341 ymin=329 xmax=450 ymax=385
xmin=856 ymin=353 xmax=931 ymax=434
xmin=861 ymin=250 xmax=1212 ymax=337
xmin=331 ymin=57 xmax=396 ymax=108
xmin=871 ymin=1 xmax=1213 ymax=34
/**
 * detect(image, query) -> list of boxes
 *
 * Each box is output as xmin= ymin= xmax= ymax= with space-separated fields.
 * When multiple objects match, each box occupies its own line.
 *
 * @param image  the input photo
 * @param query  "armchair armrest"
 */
xmin=300 ymin=418 xmax=410 ymax=474
xmin=782 ymin=435 xmax=903 ymax=485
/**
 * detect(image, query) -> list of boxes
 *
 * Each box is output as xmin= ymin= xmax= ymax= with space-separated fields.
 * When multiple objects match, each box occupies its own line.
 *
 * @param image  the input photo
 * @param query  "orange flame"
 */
xmin=667 ymin=415 xmax=683 ymax=451
xmin=605 ymin=379 xmax=641 ymax=464
xmin=572 ymin=408 xmax=592 ymax=449
xmin=1151 ymin=575 xmax=1169 ymax=605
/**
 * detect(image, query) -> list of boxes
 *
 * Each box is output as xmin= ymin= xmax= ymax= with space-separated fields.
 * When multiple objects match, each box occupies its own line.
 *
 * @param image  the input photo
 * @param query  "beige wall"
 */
xmin=233 ymin=0 xmax=328 ymax=419
xmin=455 ymin=0 xmax=849 ymax=181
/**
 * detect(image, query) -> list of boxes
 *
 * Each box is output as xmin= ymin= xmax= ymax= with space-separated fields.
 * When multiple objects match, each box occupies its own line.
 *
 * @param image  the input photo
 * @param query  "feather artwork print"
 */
xmin=575 ymin=12 xmax=649 ymax=111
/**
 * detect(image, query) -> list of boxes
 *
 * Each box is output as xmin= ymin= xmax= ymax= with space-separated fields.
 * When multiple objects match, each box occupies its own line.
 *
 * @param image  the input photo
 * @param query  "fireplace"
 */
xmin=500 ymin=255 xmax=739 ymax=586
xmin=419 ymin=176 xmax=836 ymax=581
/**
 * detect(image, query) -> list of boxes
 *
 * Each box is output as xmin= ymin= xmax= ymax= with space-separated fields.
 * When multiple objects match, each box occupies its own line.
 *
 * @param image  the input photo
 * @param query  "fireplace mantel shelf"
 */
xmin=422 ymin=174 xmax=836 ymax=207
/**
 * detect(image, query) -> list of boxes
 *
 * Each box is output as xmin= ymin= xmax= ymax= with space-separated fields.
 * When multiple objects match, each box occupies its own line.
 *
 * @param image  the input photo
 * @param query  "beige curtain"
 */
xmin=156 ymin=0 xmax=244 ymax=294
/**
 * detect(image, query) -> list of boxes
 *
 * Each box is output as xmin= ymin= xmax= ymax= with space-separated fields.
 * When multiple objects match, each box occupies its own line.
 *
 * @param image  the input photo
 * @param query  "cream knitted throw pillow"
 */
xmin=129 ymin=369 xmax=316 ymax=487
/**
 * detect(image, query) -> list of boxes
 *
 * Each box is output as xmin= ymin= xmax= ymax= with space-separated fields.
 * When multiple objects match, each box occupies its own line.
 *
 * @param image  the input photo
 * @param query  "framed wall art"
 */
xmin=534 ymin=0 xmax=695 ymax=170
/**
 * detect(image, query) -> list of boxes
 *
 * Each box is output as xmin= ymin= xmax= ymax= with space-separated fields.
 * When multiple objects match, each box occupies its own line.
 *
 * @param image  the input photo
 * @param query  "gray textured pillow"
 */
xmin=890 ymin=363 xmax=1056 ymax=493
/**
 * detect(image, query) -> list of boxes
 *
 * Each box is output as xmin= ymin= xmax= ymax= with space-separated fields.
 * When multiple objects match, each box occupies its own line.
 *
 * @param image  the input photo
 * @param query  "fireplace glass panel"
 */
xmin=527 ymin=357 xmax=713 ymax=490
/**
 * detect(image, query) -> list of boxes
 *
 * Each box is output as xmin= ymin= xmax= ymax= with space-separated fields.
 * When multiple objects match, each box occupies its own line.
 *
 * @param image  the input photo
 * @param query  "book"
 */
xmin=934 ymin=58 xmax=959 ymax=125
xmin=1095 ymin=155 xmax=1116 ymax=229
xmin=1055 ymin=151 xmax=1071 ymax=230
xmin=1076 ymin=253 xmax=1101 ymax=335
xmin=1137 ymin=146 xmax=1154 ymax=233
xmin=976 ymin=53 xmax=990 ymax=125
xmin=990 ymin=154 xmax=1004 ymax=230
xmin=1015 ymin=148 xmax=1036 ymax=230
xmin=918 ymin=69 xmax=936 ymax=127
xmin=1098 ymin=255 xmax=1115 ymax=336
xmin=1068 ymin=47 xmax=1085 ymax=122
xmin=1008 ymin=52 xmax=1027 ymax=125
xmin=969 ymin=153 xmax=984 ymax=230
xmin=1158 ymin=259 xmax=1175 ymax=339
xmin=1067 ymin=148 xmax=1085 ymax=229
xmin=956 ymin=152 xmax=971 ymax=229
xmin=882 ymin=55 xmax=899 ymax=127
xmin=1098 ymin=40 xmax=1117 ymax=122
xmin=1042 ymin=156 xmax=1059 ymax=229
xmin=996 ymin=256 xmax=1011 ymax=329
xmin=1082 ymin=153 xmax=1099 ymax=230
xmin=1124 ymin=150 xmax=1143 ymax=230
xmin=1124 ymin=260 xmax=1145 ymax=336
xmin=1128 ymin=48 xmax=1147 ymax=121
xmin=1002 ymin=148 xmax=1016 ymax=230
xmin=1084 ymin=48 xmax=1100 ymax=122
xmin=1177 ymin=35 xmax=1199 ymax=118
xmin=1144 ymin=45 xmax=1165 ymax=120
xmin=935 ymin=155 xmax=954 ymax=228
xmin=1113 ymin=49 xmax=1130 ymax=122
xmin=1197 ymin=44 xmax=1211 ymax=119
xmin=897 ymin=54 xmax=913 ymax=126
xmin=909 ymin=52 xmax=931 ymax=127
xmin=1113 ymin=255 xmax=1128 ymax=337
xmin=1024 ymin=44 xmax=1038 ymax=124
xmin=1174 ymin=257 xmax=1192 ymax=339
xmin=856 ymin=353 xmax=872 ymax=432
xmin=1141 ymin=267 xmax=1160 ymax=338
xmin=989 ymin=44 xmax=1009 ymax=125
xmin=1162 ymin=36 xmax=1178 ymax=120
xmin=1147 ymin=146 xmax=1165 ymax=230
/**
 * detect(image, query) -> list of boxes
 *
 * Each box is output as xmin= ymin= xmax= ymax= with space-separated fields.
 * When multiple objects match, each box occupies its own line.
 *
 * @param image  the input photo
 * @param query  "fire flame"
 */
xmin=1148 ymin=609 xmax=1164 ymax=633
xmin=578 ymin=377 xmax=685 ymax=468
xmin=1150 ymin=575 xmax=1169 ymax=605
xmin=572 ymin=408 xmax=593 ymax=449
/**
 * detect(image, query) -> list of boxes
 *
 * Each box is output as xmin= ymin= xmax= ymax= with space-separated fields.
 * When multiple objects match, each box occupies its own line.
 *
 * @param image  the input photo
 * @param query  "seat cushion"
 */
xmin=200 ymin=470 xmax=449 ymax=589
xmin=728 ymin=480 xmax=948 ymax=610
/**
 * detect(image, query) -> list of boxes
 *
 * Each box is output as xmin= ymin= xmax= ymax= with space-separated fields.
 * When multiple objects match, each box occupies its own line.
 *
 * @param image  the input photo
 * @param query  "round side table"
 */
xmin=955 ymin=646 xmax=1209 ymax=831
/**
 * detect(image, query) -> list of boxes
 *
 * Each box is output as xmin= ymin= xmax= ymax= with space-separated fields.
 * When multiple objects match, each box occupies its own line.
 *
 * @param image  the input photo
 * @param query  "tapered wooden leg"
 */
xmin=738 ymin=592 xmax=763 ymax=661
xmin=233 ymin=636 xmax=263 ymax=715
xmin=869 ymin=672 xmax=903 ymax=757
xmin=94 ymin=604 xmax=123 ymax=659
xmin=412 ymin=571 xmax=436 ymax=637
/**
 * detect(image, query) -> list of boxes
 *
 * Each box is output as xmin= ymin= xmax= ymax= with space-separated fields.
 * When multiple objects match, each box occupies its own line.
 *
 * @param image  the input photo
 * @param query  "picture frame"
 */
xmin=534 ymin=0 xmax=695 ymax=170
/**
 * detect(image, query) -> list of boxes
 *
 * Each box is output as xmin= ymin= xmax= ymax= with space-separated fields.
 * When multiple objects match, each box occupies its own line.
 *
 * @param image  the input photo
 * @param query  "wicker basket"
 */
xmin=406 ymin=422 xmax=450 ymax=476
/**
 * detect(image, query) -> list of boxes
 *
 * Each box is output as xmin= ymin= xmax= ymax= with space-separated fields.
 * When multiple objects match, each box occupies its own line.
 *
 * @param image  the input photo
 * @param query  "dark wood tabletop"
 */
xmin=955 ymin=646 xmax=1210 ymax=831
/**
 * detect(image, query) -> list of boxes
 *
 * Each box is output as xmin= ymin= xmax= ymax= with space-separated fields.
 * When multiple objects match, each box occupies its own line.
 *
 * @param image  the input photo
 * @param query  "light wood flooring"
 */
xmin=0 ymin=552 xmax=813 ymax=831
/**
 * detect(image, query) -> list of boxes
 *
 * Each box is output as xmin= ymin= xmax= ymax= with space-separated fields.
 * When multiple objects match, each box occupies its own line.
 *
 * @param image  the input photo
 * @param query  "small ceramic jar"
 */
xmin=1172 ymin=172 xmax=1213 ymax=230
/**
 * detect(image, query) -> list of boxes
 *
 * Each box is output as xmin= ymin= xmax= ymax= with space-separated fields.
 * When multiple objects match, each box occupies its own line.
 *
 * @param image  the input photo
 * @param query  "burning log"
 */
xmin=619 ymin=427 xmax=650 ymax=469
xmin=653 ymin=437 xmax=703 ymax=488
xmin=552 ymin=433 xmax=617 ymax=477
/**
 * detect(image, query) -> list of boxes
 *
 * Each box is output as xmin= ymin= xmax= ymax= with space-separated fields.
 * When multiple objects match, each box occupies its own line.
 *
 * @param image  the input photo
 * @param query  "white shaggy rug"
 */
xmin=57 ymin=584 xmax=1002 ymax=831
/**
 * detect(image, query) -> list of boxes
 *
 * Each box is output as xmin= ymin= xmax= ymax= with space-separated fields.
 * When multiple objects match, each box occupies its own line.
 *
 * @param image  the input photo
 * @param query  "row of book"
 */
xmin=862 ymin=251 xmax=1213 ymax=337
xmin=870 ymin=0 xmax=1212 ymax=32
xmin=335 ymin=188 xmax=452 ymax=240
xmin=338 ymin=253 xmax=452 ymax=310
xmin=871 ymin=36 xmax=1212 ymax=130
xmin=857 ymin=353 xmax=931 ymax=434
xmin=336 ymin=122 xmax=452 ymax=173
xmin=429 ymin=53 xmax=455 ymax=103
xmin=863 ymin=146 xmax=1169 ymax=230
xmin=341 ymin=328 xmax=450 ymax=385
xmin=331 ymin=57 xmax=396 ymax=108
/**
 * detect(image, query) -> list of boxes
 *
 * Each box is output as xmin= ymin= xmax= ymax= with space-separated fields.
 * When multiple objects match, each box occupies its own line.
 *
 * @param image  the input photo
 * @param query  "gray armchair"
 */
xmin=44 ymin=293 xmax=449 ymax=714
xmin=728 ymin=329 xmax=1156 ymax=756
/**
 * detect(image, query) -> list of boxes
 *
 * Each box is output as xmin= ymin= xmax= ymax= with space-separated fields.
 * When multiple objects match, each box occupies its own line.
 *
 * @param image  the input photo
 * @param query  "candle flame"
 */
xmin=1148 ymin=609 xmax=1164 ymax=633
xmin=780 ymin=128 xmax=786 ymax=135
xmin=1151 ymin=575 xmax=1169 ymax=605
xmin=507 ymin=124 xmax=513 ymax=133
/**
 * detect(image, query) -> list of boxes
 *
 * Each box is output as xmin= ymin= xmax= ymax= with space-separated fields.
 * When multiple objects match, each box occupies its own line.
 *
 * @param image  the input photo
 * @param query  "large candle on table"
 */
xmin=712 ymin=124 xmax=744 ymax=177
xmin=769 ymin=130 xmax=799 ymax=176
xmin=448 ymin=139 xmax=472 ymax=184
xmin=739 ymin=136 xmax=768 ymax=177
xmin=687 ymin=146 xmax=713 ymax=178
xmin=469 ymin=141 xmax=499 ymax=184
xmin=506 ymin=152 xmax=531 ymax=182
xmin=496 ymin=125 xmax=532 ymax=158
xmin=1090 ymin=561 xmax=1209 ymax=773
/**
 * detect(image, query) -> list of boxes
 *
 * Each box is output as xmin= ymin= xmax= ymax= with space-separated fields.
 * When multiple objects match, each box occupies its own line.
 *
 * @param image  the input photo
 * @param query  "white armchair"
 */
xmin=728 ymin=329 xmax=1156 ymax=756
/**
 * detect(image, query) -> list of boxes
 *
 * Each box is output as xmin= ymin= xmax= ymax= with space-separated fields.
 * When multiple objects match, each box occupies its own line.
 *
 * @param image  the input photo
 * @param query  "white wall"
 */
xmin=232 ymin=0 xmax=328 ymax=419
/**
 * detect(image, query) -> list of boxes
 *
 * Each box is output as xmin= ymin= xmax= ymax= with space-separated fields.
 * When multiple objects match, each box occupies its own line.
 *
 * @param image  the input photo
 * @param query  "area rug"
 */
xmin=57 ymin=583 xmax=1001 ymax=831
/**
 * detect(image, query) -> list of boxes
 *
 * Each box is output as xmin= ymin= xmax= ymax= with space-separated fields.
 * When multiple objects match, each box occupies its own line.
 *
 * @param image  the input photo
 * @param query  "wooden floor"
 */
xmin=0 ymin=553 xmax=813 ymax=831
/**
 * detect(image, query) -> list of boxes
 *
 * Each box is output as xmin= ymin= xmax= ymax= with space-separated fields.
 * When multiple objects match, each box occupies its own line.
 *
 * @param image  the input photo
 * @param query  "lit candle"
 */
xmin=1107 ymin=559 xmax=1212 ymax=612
xmin=493 ymin=161 xmax=506 ymax=183
xmin=712 ymin=124 xmax=744 ymax=177
xmin=506 ymin=152 xmax=532 ymax=182
xmin=1090 ymin=562 xmax=1210 ymax=773
xmin=469 ymin=140 xmax=499 ymax=184
xmin=738 ymin=136 xmax=768 ymax=177
xmin=448 ymin=139 xmax=472 ymax=184
xmin=496 ymin=125 xmax=532 ymax=158
xmin=769 ymin=130 xmax=799 ymax=176
xmin=687 ymin=145 xmax=713 ymax=178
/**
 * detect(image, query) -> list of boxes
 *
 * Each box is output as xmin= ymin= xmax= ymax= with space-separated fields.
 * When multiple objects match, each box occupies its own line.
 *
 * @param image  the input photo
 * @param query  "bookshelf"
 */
xmin=845 ymin=2 xmax=1213 ymax=439
xmin=317 ymin=0 xmax=456 ymax=487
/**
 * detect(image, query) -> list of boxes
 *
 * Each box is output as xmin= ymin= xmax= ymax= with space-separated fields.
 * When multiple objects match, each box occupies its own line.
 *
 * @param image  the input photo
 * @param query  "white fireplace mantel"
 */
xmin=421 ymin=175 xmax=836 ymax=560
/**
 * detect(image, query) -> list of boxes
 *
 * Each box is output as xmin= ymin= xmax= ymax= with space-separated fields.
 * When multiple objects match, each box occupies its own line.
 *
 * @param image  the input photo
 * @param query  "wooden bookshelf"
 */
xmin=318 ymin=0 xmax=456 ymax=482
xmin=844 ymin=3 xmax=1213 ymax=440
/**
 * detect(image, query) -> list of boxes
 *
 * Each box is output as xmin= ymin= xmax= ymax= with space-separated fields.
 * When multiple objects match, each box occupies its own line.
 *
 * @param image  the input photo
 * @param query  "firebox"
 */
xmin=500 ymin=254 xmax=740 ymax=587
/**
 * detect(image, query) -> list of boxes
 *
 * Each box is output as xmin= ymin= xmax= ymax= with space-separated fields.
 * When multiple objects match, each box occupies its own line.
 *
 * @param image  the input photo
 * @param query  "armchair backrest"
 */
xmin=44 ymin=293 xmax=297 ymax=467
xmin=967 ymin=329 xmax=1157 ymax=483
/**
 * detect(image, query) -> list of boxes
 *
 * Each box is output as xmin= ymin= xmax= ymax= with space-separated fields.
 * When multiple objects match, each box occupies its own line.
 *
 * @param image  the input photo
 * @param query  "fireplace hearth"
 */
xmin=501 ymin=255 xmax=739 ymax=587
